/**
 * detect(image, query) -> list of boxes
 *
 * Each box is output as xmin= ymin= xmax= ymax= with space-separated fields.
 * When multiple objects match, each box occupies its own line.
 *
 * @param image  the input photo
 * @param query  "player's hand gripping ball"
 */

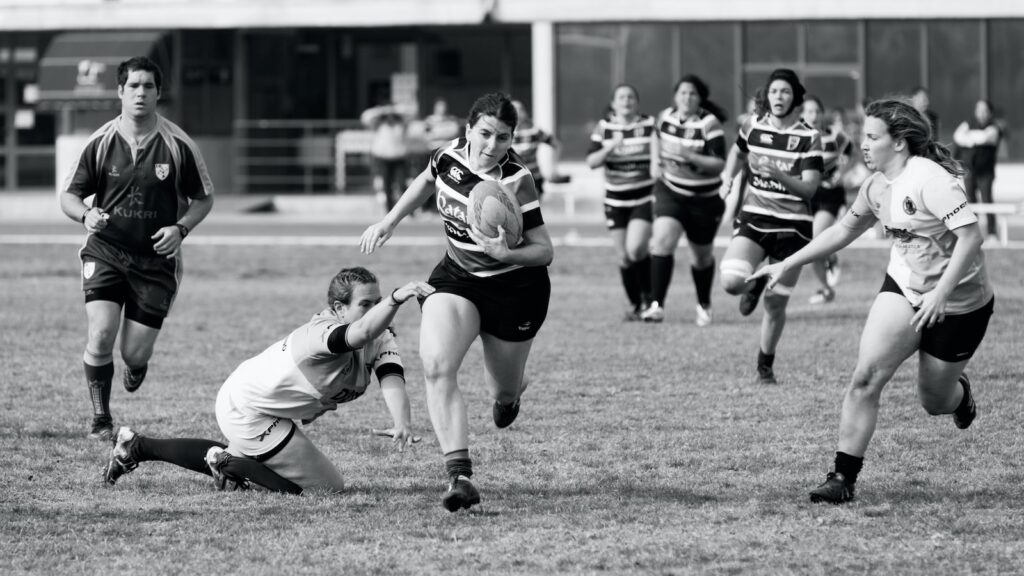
xmin=467 ymin=180 xmax=523 ymax=249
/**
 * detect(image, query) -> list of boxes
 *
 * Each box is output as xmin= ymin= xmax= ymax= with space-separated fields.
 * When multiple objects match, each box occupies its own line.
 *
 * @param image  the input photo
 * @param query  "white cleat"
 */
xmin=695 ymin=304 xmax=713 ymax=327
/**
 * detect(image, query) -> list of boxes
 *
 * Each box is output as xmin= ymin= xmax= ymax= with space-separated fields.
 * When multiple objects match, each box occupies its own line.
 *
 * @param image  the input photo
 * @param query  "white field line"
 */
xmin=1 ymin=234 xmax=1022 ymax=250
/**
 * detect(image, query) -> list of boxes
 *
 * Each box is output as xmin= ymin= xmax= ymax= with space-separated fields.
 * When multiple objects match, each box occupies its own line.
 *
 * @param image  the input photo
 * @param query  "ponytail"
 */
xmin=925 ymin=141 xmax=965 ymax=177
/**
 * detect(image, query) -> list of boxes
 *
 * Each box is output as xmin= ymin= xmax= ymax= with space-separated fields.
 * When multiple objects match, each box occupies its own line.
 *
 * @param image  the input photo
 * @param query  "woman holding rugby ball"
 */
xmin=360 ymin=92 xmax=554 ymax=512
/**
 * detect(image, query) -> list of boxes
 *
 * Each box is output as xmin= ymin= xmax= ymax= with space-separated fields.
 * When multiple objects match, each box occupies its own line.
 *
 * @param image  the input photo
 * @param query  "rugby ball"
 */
xmin=467 ymin=180 xmax=523 ymax=248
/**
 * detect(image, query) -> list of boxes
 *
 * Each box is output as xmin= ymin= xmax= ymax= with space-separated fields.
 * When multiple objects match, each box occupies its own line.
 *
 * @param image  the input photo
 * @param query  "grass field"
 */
xmin=2 ymin=241 xmax=1023 ymax=575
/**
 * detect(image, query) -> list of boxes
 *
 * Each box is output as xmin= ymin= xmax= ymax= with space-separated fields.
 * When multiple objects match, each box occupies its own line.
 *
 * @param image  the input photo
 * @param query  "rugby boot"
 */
xmin=123 ymin=364 xmax=148 ymax=393
xmin=739 ymin=276 xmax=768 ymax=316
xmin=695 ymin=304 xmax=713 ymax=327
xmin=953 ymin=373 xmax=977 ymax=430
xmin=809 ymin=472 xmax=855 ymax=504
xmin=205 ymin=447 xmax=250 ymax=491
xmin=103 ymin=426 xmax=139 ymax=485
xmin=757 ymin=364 xmax=778 ymax=385
xmin=442 ymin=475 xmax=481 ymax=512
xmin=89 ymin=415 xmax=114 ymax=441
xmin=641 ymin=301 xmax=665 ymax=323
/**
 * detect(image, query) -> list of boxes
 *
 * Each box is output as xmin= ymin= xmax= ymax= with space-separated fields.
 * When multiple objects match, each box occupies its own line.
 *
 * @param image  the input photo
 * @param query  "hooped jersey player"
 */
xmin=429 ymin=138 xmax=545 ymax=278
xmin=587 ymin=114 xmax=656 ymax=207
xmin=223 ymin=309 xmax=404 ymax=425
xmin=656 ymin=107 xmax=727 ymax=196
xmin=736 ymin=114 xmax=824 ymax=222
xmin=511 ymin=125 xmax=554 ymax=180
xmin=819 ymin=128 xmax=851 ymax=190
xmin=841 ymin=156 xmax=992 ymax=314
xmin=63 ymin=114 xmax=214 ymax=256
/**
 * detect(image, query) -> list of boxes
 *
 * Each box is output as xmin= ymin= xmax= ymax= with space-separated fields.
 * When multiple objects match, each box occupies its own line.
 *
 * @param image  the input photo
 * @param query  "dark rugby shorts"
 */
xmin=652 ymin=180 xmax=725 ymax=245
xmin=604 ymin=200 xmax=653 ymax=230
xmin=810 ymin=186 xmax=845 ymax=218
xmin=80 ymin=235 xmax=180 ymax=329
xmin=733 ymin=211 xmax=812 ymax=261
xmin=879 ymin=274 xmax=994 ymax=362
xmin=424 ymin=256 xmax=550 ymax=342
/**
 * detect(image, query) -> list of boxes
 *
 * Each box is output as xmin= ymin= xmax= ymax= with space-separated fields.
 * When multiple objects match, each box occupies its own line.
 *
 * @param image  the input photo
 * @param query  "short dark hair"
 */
xmin=117 ymin=57 xmax=163 ymax=92
xmin=327 ymin=267 xmax=378 ymax=305
xmin=467 ymin=92 xmax=518 ymax=131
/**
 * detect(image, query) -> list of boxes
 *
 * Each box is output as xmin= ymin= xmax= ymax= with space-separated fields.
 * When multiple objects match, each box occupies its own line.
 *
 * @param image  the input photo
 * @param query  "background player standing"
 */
xmin=360 ymin=93 xmax=554 ymax=512
xmin=586 ymin=84 xmax=656 ymax=321
xmin=58 ymin=57 xmax=214 ymax=440
xmin=511 ymin=100 xmax=563 ymax=198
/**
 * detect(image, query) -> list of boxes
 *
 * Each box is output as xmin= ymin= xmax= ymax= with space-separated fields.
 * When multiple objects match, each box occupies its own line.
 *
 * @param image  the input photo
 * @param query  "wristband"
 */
xmin=81 ymin=208 xmax=93 ymax=223
xmin=389 ymin=288 xmax=404 ymax=306
xmin=176 ymin=223 xmax=190 ymax=238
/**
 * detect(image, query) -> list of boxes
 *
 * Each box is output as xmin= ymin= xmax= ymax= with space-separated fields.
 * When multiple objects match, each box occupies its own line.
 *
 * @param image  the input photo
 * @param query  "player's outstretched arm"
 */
xmin=747 ymin=223 xmax=861 ymax=290
xmin=372 ymin=374 xmax=421 ymax=451
xmin=344 ymin=281 xmax=435 ymax=349
xmin=359 ymin=169 xmax=435 ymax=254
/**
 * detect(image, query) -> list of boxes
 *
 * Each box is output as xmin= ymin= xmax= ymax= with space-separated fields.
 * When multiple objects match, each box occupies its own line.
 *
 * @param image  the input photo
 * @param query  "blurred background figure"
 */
xmin=361 ymin=101 xmax=410 ymax=213
xmin=954 ymin=99 xmax=1004 ymax=240
xmin=911 ymin=86 xmax=940 ymax=135
xmin=511 ymin=100 xmax=563 ymax=198
xmin=414 ymin=98 xmax=462 ymax=215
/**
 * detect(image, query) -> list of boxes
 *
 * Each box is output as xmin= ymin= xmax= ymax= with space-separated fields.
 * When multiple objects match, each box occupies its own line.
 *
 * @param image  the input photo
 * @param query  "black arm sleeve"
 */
xmin=326 ymin=324 xmax=357 ymax=353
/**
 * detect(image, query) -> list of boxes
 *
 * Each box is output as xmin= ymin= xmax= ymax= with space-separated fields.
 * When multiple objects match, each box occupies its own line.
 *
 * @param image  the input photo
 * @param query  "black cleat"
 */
xmin=739 ymin=276 xmax=768 ymax=316
xmin=953 ymin=373 xmax=977 ymax=430
xmin=123 ymin=365 xmax=148 ymax=393
xmin=493 ymin=399 xmax=521 ymax=429
xmin=442 ymin=475 xmax=481 ymax=512
xmin=90 ymin=415 xmax=114 ymax=441
xmin=205 ymin=447 xmax=250 ymax=491
xmin=757 ymin=364 xmax=778 ymax=385
xmin=809 ymin=472 xmax=855 ymax=504
xmin=103 ymin=426 xmax=139 ymax=485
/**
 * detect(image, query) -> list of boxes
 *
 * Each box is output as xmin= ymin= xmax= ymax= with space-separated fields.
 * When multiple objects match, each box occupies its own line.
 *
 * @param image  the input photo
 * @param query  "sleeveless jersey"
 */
xmin=736 ymin=114 xmax=824 ymax=222
xmin=842 ymin=156 xmax=992 ymax=314
xmin=656 ymin=107 xmax=726 ymax=197
xmin=587 ymin=114 xmax=656 ymax=206
xmin=511 ymin=125 xmax=553 ymax=178
xmin=63 ymin=115 xmax=214 ymax=255
xmin=224 ymin=309 xmax=403 ymax=424
xmin=429 ymin=138 xmax=545 ymax=278
xmin=820 ymin=128 xmax=851 ymax=190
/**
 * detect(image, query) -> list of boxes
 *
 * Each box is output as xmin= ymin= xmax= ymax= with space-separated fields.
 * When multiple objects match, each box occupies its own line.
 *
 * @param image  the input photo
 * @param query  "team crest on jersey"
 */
xmin=786 ymin=136 xmax=801 ymax=151
xmin=759 ymin=133 xmax=773 ymax=145
xmin=83 ymin=261 xmax=95 ymax=279
xmin=448 ymin=166 xmax=464 ymax=183
xmin=155 ymin=164 xmax=170 ymax=181
xmin=903 ymin=196 xmax=917 ymax=215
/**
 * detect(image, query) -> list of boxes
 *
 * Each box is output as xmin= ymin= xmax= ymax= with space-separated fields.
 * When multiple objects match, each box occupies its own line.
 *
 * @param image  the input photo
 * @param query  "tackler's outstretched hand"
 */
xmin=359 ymin=220 xmax=395 ymax=255
xmin=747 ymin=261 xmax=788 ymax=291
xmin=371 ymin=427 xmax=422 ymax=452
xmin=390 ymin=281 xmax=435 ymax=304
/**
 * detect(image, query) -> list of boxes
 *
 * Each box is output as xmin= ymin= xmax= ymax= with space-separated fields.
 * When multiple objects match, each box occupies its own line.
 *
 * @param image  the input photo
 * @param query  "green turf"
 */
xmin=2 ymin=243 xmax=1022 ymax=575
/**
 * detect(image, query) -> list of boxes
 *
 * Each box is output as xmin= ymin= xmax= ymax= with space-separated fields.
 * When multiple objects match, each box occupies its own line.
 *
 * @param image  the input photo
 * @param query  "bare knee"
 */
xmin=120 ymin=341 xmax=154 ymax=368
xmin=763 ymin=291 xmax=790 ymax=316
xmin=719 ymin=259 xmax=753 ymax=294
xmin=86 ymin=325 xmax=118 ymax=354
xmin=420 ymin=352 xmax=459 ymax=385
xmin=846 ymin=366 xmax=888 ymax=405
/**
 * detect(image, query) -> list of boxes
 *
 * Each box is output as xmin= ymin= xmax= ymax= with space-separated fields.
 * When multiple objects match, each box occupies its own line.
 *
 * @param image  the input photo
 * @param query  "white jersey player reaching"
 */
xmin=102 ymin=267 xmax=434 ymax=494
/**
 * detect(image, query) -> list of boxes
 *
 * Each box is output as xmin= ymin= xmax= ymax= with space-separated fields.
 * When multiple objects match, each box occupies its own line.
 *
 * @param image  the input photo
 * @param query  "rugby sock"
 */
xmin=135 ymin=436 xmax=226 ymax=475
xmin=651 ymin=254 xmax=674 ymax=304
xmin=834 ymin=451 xmax=864 ymax=484
xmin=444 ymin=449 xmax=473 ymax=480
xmin=83 ymin=360 xmax=114 ymax=417
xmin=691 ymin=262 xmax=716 ymax=308
xmin=619 ymin=264 xmax=642 ymax=307
xmin=757 ymin=349 xmax=775 ymax=369
xmin=220 ymin=456 xmax=303 ymax=495
xmin=635 ymin=256 xmax=652 ymax=304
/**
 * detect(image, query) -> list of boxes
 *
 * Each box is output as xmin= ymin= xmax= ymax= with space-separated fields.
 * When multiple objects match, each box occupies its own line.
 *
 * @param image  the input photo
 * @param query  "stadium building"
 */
xmin=1 ymin=0 xmax=1023 ymax=196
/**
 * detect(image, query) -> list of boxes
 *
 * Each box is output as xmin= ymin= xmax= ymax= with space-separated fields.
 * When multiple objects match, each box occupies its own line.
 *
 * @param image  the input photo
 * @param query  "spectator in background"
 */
xmin=511 ymin=100 xmax=563 ymax=198
xmin=911 ymin=87 xmax=939 ymax=135
xmin=954 ymin=99 xmax=1003 ymax=240
xmin=416 ymin=98 xmax=462 ymax=214
xmin=361 ymin=101 xmax=409 ymax=213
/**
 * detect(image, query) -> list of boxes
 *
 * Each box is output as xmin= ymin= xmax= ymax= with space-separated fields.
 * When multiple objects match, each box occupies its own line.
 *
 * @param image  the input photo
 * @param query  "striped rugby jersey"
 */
xmin=736 ymin=114 xmax=823 ymax=222
xmin=429 ymin=138 xmax=545 ymax=278
xmin=224 ymin=309 xmax=403 ymax=424
xmin=820 ymin=127 xmax=852 ymax=190
xmin=511 ymin=125 xmax=553 ymax=179
xmin=656 ymin=107 xmax=727 ymax=196
xmin=842 ymin=156 xmax=992 ymax=314
xmin=63 ymin=114 xmax=214 ymax=255
xmin=587 ymin=114 xmax=656 ymax=206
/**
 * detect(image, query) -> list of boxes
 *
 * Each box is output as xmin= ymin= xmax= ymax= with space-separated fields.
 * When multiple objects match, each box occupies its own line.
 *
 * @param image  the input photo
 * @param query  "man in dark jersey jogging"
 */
xmin=58 ymin=56 xmax=214 ymax=440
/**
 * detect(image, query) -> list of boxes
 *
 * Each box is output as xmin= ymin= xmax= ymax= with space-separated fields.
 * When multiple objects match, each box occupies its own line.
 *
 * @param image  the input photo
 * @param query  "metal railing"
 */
xmin=232 ymin=118 xmax=370 ymax=195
